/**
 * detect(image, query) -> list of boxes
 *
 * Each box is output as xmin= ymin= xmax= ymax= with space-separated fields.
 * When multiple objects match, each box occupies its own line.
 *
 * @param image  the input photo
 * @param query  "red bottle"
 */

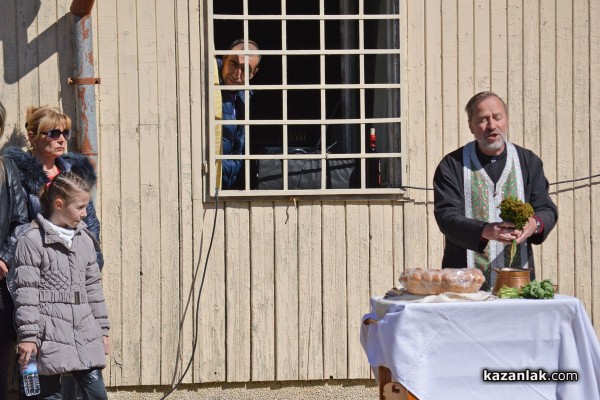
xmin=367 ymin=128 xmax=381 ymax=188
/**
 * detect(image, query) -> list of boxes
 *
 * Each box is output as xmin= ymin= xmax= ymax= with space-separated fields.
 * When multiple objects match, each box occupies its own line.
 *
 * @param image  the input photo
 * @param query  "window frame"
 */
xmin=205 ymin=0 xmax=406 ymax=200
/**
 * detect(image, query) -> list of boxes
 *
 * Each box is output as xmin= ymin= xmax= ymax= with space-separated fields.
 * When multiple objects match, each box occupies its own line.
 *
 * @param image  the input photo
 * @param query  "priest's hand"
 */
xmin=516 ymin=217 xmax=537 ymax=244
xmin=481 ymin=222 xmax=520 ymax=244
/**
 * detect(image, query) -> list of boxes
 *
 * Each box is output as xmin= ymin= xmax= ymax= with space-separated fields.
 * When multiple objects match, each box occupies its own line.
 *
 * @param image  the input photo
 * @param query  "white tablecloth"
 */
xmin=361 ymin=294 xmax=600 ymax=400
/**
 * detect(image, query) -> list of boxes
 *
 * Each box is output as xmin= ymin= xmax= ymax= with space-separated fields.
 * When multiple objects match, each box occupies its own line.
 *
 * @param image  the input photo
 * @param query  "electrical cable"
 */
xmin=160 ymin=187 xmax=219 ymax=400
xmin=399 ymin=173 xmax=600 ymax=192
xmin=549 ymin=173 xmax=600 ymax=186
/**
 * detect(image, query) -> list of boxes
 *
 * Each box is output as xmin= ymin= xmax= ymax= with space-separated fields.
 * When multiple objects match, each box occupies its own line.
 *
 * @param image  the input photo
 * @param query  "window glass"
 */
xmin=210 ymin=0 xmax=403 ymax=195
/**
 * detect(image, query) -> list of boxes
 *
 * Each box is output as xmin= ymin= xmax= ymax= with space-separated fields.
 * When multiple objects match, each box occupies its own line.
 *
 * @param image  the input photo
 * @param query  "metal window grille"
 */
xmin=207 ymin=0 xmax=404 ymax=197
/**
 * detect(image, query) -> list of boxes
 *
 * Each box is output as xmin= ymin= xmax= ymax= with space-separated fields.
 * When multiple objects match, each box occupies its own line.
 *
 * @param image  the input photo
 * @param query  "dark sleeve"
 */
xmin=83 ymin=200 xmax=104 ymax=270
xmin=433 ymin=153 xmax=488 ymax=252
xmin=522 ymin=152 xmax=558 ymax=244
xmin=0 ymin=160 xmax=30 ymax=265
xmin=221 ymin=159 xmax=242 ymax=189
xmin=221 ymin=122 xmax=245 ymax=189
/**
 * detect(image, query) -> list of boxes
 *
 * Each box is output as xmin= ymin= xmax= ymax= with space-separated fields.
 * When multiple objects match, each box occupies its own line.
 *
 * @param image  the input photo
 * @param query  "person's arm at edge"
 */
xmin=0 ymin=159 xmax=29 ymax=266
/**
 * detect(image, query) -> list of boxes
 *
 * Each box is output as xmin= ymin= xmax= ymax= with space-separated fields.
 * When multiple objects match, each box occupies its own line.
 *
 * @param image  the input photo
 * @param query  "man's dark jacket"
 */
xmin=0 ymin=157 xmax=28 ymax=312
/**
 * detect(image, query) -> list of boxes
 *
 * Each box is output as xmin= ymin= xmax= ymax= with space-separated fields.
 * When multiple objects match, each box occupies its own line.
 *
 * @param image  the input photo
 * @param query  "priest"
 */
xmin=433 ymin=91 xmax=558 ymax=290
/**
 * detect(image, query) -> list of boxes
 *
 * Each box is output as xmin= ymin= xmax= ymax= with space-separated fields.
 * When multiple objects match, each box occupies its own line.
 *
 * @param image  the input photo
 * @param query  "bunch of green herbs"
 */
xmin=499 ymin=197 xmax=534 ymax=265
xmin=499 ymin=197 xmax=534 ymax=230
xmin=521 ymin=279 xmax=555 ymax=299
xmin=496 ymin=279 xmax=555 ymax=299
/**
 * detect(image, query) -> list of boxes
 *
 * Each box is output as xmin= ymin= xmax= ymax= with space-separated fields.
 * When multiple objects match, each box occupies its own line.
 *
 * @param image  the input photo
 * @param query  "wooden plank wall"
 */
xmin=0 ymin=0 xmax=599 ymax=388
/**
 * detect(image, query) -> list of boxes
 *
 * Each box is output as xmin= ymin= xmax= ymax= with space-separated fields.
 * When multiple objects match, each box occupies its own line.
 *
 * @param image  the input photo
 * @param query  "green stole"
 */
xmin=463 ymin=141 xmax=528 ymax=290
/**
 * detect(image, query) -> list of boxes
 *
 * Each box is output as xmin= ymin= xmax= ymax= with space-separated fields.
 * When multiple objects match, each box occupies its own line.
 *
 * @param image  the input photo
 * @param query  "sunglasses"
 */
xmin=42 ymin=128 xmax=71 ymax=140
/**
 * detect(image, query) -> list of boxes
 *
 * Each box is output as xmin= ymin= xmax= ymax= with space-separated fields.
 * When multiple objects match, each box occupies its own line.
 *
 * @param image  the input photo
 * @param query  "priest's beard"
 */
xmin=477 ymin=135 xmax=506 ymax=154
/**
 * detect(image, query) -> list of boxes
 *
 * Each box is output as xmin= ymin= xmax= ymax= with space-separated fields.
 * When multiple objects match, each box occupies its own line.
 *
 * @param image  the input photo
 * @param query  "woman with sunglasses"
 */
xmin=2 ymin=106 xmax=103 ymax=400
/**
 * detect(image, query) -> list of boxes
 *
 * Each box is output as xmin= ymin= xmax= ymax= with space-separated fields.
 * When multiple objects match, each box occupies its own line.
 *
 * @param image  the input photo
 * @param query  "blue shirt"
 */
xmin=217 ymin=58 xmax=249 ymax=189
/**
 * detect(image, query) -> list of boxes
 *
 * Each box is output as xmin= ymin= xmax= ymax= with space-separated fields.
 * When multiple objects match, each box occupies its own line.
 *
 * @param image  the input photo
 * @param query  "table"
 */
xmin=361 ymin=294 xmax=600 ymax=400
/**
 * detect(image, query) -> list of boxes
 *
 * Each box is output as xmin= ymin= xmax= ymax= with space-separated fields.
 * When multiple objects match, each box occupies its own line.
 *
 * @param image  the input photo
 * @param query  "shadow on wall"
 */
xmin=2 ymin=126 xmax=29 ymax=148
xmin=0 ymin=0 xmax=76 ymax=116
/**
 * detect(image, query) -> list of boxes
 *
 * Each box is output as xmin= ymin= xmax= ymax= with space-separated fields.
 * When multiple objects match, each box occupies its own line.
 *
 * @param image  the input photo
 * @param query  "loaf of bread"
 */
xmin=399 ymin=268 xmax=485 ymax=295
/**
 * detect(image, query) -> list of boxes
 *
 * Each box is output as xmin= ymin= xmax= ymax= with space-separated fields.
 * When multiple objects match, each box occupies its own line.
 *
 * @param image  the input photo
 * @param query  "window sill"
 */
xmin=203 ymin=187 xmax=408 ymax=203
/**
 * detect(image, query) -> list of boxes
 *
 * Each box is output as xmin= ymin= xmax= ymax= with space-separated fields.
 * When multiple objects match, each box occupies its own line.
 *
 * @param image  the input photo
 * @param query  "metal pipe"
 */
xmin=70 ymin=0 xmax=98 ymax=170
xmin=70 ymin=0 xmax=95 ymax=16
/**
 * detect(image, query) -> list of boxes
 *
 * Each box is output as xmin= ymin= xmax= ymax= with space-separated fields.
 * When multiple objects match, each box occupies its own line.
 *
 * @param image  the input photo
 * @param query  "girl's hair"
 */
xmin=25 ymin=106 xmax=71 ymax=141
xmin=40 ymin=171 xmax=91 ymax=218
xmin=0 ymin=100 xmax=6 ymax=139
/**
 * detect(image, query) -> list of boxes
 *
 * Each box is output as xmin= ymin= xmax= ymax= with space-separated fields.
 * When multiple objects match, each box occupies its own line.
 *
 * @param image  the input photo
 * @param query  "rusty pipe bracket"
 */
xmin=68 ymin=77 xmax=101 ymax=85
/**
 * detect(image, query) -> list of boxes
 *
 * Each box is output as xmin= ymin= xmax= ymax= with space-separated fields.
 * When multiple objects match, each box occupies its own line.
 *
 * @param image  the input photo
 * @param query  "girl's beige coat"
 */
xmin=8 ymin=215 xmax=109 ymax=376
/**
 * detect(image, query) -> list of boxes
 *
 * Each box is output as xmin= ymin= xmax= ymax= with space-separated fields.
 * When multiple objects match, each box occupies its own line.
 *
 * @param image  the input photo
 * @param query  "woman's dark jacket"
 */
xmin=1 ymin=146 xmax=103 ymax=269
xmin=0 ymin=157 xmax=28 ymax=313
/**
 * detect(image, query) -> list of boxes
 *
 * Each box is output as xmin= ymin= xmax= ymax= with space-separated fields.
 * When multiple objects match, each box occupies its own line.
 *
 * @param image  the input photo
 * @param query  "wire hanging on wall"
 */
xmin=160 ymin=187 xmax=220 ymax=400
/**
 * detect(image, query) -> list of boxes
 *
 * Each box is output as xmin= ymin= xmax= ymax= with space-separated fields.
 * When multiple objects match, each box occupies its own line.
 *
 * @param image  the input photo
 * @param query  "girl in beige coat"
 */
xmin=9 ymin=171 xmax=109 ymax=399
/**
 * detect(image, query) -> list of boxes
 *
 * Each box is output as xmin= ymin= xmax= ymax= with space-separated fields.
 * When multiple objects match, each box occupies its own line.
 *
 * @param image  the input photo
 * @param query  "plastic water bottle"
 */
xmin=22 ymin=353 xmax=41 ymax=396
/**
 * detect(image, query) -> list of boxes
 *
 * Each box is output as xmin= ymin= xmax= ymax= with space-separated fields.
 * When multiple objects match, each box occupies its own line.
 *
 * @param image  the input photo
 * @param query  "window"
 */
xmin=208 ymin=0 xmax=403 ymax=197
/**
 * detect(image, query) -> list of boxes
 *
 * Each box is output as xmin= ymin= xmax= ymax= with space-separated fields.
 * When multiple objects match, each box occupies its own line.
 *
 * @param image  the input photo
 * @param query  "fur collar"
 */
xmin=1 ymin=146 xmax=48 ymax=195
xmin=60 ymin=152 xmax=97 ymax=186
xmin=0 ymin=146 xmax=97 ymax=195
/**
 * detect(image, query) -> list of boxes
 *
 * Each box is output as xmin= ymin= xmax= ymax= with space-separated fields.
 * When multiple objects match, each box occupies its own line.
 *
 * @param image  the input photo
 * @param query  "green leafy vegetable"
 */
xmin=497 ymin=285 xmax=520 ymax=299
xmin=496 ymin=280 xmax=555 ymax=299
xmin=520 ymin=279 xmax=555 ymax=299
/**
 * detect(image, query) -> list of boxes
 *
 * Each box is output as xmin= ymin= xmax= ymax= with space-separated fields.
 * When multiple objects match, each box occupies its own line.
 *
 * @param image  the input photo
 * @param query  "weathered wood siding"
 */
xmin=0 ymin=0 xmax=598 ymax=387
